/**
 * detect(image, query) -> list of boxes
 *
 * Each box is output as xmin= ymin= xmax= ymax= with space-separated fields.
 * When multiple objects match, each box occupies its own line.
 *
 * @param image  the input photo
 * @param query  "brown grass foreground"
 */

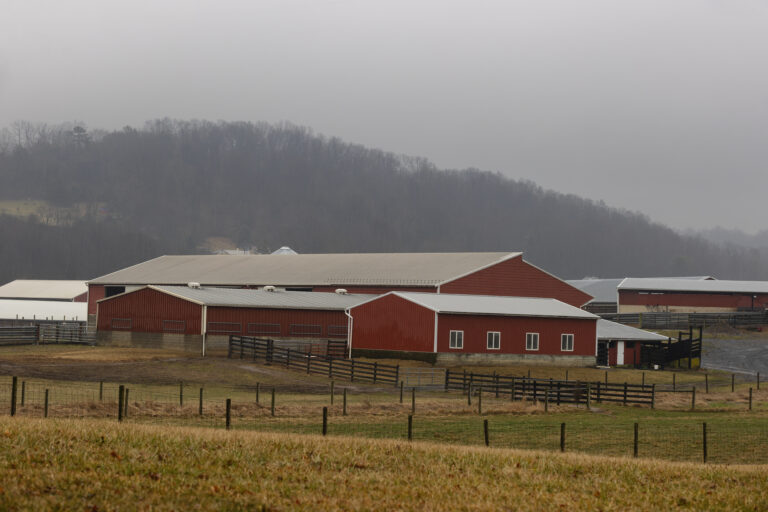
xmin=1 ymin=418 xmax=767 ymax=511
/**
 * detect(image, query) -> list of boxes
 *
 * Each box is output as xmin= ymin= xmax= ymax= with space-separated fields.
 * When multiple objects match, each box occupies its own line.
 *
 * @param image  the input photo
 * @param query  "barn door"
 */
xmin=616 ymin=341 xmax=625 ymax=365
xmin=596 ymin=342 xmax=608 ymax=366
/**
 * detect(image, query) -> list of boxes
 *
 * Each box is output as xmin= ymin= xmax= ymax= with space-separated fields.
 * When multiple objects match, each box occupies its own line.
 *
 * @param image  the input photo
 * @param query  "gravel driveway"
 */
xmin=701 ymin=338 xmax=768 ymax=375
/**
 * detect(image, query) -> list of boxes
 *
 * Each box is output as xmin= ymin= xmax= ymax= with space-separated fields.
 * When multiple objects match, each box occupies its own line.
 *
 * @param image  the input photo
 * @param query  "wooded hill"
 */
xmin=0 ymin=119 xmax=765 ymax=283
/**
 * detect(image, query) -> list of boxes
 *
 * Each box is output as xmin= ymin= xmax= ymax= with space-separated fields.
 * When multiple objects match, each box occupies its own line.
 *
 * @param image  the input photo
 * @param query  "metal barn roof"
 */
xmin=102 ymin=285 xmax=374 ymax=311
xmin=0 ymin=299 xmax=87 ymax=321
xmin=597 ymin=319 xmax=668 ymax=342
xmin=375 ymin=292 xmax=597 ymax=319
xmin=569 ymin=276 xmax=715 ymax=304
xmin=89 ymin=252 xmax=522 ymax=286
xmin=619 ymin=278 xmax=768 ymax=295
xmin=0 ymin=280 xmax=87 ymax=301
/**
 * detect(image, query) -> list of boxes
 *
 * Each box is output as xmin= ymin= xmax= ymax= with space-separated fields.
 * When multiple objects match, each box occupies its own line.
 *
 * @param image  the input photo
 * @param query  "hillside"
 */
xmin=0 ymin=119 xmax=766 ymax=282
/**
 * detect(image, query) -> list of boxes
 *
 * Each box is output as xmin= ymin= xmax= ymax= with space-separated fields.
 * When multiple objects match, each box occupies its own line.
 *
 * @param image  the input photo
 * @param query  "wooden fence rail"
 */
xmin=229 ymin=336 xmax=400 ymax=386
xmin=0 ymin=324 xmax=94 ymax=346
xmin=445 ymin=370 xmax=654 ymax=407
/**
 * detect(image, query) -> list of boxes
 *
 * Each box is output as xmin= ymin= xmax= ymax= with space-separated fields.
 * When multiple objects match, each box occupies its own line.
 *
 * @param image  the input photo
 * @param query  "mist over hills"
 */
xmin=0 ymin=119 xmax=766 ymax=284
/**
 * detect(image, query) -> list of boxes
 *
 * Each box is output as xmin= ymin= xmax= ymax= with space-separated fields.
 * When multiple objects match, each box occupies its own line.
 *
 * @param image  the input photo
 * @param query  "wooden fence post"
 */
xmin=596 ymin=381 xmax=601 ymax=404
xmin=20 ymin=381 xmax=25 ymax=407
xmin=118 ymin=385 xmax=124 ymax=422
xmin=225 ymin=399 xmax=231 ymax=430
xmin=271 ymin=388 xmax=276 ymax=416
xmin=407 ymin=414 xmax=413 ymax=441
xmin=328 ymin=358 xmax=333 ymax=379
xmin=399 ymin=381 xmax=404 ymax=404
xmin=691 ymin=387 xmax=696 ymax=410
xmin=330 ymin=381 xmax=335 ymax=405
xmin=633 ymin=422 xmax=639 ymax=458
xmin=256 ymin=383 xmax=260 ymax=405
xmin=350 ymin=360 xmax=355 ymax=382
xmin=749 ymin=388 xmax=753 ymax=411
xmin=373 ymin=362 xmax=378 ymax=384
xmin=99 ymin=381 xmax=103 ymax=401
xmin=586 ymin=383 xmax=591 ymax=410
xmin=560 ymin=423 xmax=566 ymax=452
xmin=642 ymin=372 xmax=645 ymax=386
xmin=651 ymin=384 xmax=656 ymax=409
xmin=467 ymin=385 xmax=472 ymax=406
xmin=565 ymin=370 xmax=569 ymax=382
xmin=411 ymin=388 xmax=416 ymax=415
xmin=44 ymin=389 xmax=49 ymax=418
xmin=306 ymin=353 xmax=311 ymax=374
xmin=702 ymin=422 xmax=708 ymax=463
xmin=322 ymin=407 xmax=328 ymax=436
xmin=11 ymin=376 xmax=17 ymax=416
xmin=343 ymin=388 xmax=347 ymax=416
xmin=199 ymin=388 xmax=204 ymax=416
xmin=511 ymin=377 xmax=516 ymax=402
xmin=394 ymin=365 xmax=400 ymax=388
xmin=623 ymin=382 xmax=628 ymax=406
xmin=445 ymin=369 xmax=450 ymax=391
xmin=544 ymin=390 xmax=549 ymax=412
xmin=705 ymin=374 xmax=709 ymax=394
xmin=673 ymin=373 xmax=676 ymax=392
xmin=179 ymin=381 xmax=184 ymax=407
xmin=484 ymin=419 xmax=489 ymax=447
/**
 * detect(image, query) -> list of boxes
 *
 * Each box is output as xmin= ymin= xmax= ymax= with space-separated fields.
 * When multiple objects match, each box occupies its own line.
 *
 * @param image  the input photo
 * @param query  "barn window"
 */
xmin=162 ymin=320 xmax=185 ymax=332
xmin=525 ymin=333 xmax=539 ymax=351
xmin=486 ymin=331 xmax=500 ymax=350
xmin=207 ymin=322 xmax=242 ymax=334
xmin=561 ymin=334 xmax=574 ymax=352
xmin=110 ymin=318 xmax=132 ymax=330
xmin=449 ymin=330 xmax=463 ymax=349
xmin=290 ymin=324 xmax=322 ymax=336
xmin=327 ymin=325 xmax=348 ymax=338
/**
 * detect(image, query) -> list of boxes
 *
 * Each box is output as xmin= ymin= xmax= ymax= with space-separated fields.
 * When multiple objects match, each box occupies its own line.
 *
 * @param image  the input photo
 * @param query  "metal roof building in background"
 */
xmin=0 ymin=300 xmax=87 ymax=322
xmin=89 ymin=252 xmax=522 ymax=286
xmin=618 ymin=278 xmax=768 ymax=314
xmin=619 ymin=278 xmax=768 ymax=294
xmin=0 ymin=280 xmax=88 ymax=302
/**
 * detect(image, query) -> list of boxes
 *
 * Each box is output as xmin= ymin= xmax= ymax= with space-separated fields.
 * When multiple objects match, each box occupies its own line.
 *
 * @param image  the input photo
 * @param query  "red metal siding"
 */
xmin=207 ymin=307 xmax=348 ymax=338
xmin=96 ymin=288 xmax=202 ymax=335
xmin=88 ymin=285 xmax=105 ymax=315
xmin=349 ymin=294 xmax=435 ymax=352
xmin=619 ymin=290 xmax=768 ymax=310
xmin=608 ymin=341 xmax=642 ymax=366
xmin=437 ymin=314 xmax=596 ymax=356
xmin=440 ymin=256 xmax=592 ymax=307
xmin=74 ymin=291 xmax=88 ymax=303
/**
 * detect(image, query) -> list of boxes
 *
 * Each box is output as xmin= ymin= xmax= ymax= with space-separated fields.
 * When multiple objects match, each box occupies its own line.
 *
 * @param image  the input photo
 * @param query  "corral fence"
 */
xmin=400 ymin=368 xmax=446 ymax=390
xmin=0 ymin=323 xmax=95 ymax=346
xmin=229 ymin=336 xmax=400 ymax=386
xmin=602 ymin=311 xmax=768 ymax=330
xmin=445 ymin=370 xmax=655 ymax=407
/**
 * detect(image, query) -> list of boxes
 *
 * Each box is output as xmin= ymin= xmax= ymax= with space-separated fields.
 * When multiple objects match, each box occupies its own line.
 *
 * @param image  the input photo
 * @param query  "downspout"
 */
xmin=345 ymin=309 xmax=354 ymax=359
xmin=201 ymin=305 xmax=207 ymax=357
xmin=433 ymin=311 xmax=438 ymax=353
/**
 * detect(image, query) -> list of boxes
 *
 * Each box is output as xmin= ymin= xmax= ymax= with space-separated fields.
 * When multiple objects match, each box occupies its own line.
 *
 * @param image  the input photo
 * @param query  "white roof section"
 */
xmin=0 ymin=299 xmax=87 ymax=321
xmin=597 ymin=319 xmax=668 ymax=342
xmin=619 ymin=278 xmax=768 ymax=295
xmin=89 ymin=252 xmax=522 ymax=287
xmin=271 ymin=246 xmax=298 ymax=255
xmin=101 ymin=285 xmax=375 ymax=311
xmin=364 ymin=292 xmax=597 ymax=319
xmin=0 ymin=280 xmax=87 ymax=301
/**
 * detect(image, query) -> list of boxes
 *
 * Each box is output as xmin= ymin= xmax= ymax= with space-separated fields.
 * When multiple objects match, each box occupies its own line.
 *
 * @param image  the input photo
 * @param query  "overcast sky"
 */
xmin=1 ymin=1 xmax=767 ymax=233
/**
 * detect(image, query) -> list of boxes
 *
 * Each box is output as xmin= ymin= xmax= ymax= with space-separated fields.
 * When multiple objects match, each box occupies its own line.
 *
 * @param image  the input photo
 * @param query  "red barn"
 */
xmin=96 ymin=285 xmax=372 ymax=355
xmin=618 ymin=278 xmax=768 ymax=313
xmin=86 ymin=252 xmax=592 ymax=328
xmin=348 ymin=292 xmax=598 ymax=366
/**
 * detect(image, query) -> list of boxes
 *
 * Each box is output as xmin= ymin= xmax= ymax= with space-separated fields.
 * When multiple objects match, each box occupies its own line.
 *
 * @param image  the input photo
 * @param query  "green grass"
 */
xmin=0 ymin=417 xmax=766 ymax=511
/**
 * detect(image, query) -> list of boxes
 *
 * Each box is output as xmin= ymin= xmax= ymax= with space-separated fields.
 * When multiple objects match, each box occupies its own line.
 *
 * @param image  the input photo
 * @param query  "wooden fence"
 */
xmin=0 ymin=324 xmax=95 ymax=346
xmin=602 ymin=311 xmax=768 ymax=330
xmin=445 ymin=370 xmax=655 ymax=407
xmin=229 ymin=336 xmax=399 ymax=386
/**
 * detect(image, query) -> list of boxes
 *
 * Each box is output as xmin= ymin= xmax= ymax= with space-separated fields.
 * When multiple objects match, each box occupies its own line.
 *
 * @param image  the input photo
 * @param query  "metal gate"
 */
xmin=399 ymin=368 xmax=446 ymax=389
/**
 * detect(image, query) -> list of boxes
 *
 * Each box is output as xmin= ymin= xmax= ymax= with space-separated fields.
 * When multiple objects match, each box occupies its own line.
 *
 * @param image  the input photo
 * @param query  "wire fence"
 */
xmin=2 ymin=377 xmax=768 ymax=465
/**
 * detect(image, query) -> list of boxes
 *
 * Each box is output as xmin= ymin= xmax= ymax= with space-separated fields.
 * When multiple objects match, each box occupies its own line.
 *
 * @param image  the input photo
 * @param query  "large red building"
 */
xmin=86 ymin=252 xmax=592 ymax=327
xmin=618 ymin=278 xmax=768 ymax=313
xmin=96 ymin=285 xmax=371 ymax=355
xmin=347 ymin=292 xmax=598 ymax=366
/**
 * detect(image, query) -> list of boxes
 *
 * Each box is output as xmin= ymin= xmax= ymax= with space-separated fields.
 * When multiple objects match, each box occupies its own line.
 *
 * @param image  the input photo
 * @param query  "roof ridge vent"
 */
xmin=187 ymin=282 xmax=201 ymax=289
xmin=263 ymin=285 xmax=276 ymax=292
xmin=335 ymin=288 xmax=348 ymax=295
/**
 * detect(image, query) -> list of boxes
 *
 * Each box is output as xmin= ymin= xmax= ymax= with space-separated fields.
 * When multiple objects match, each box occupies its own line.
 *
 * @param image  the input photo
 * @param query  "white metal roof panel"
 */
xmin=619 ymin=278 xmax=768 ymax=295
xmin=386 ymin=292 xmax=597 ymax=319
xmin=88 ymin=252 xmax=522 ymax=287
xmin=597 ymin=319 xmax=668 ymax=342
xmin=566 ymin=279 xmax=623 ymax=304
xmin=0 ymin=299 xmax=87 ymax=321
xmin=0 ymin=280 xmax=87 ymax=301
xmin=137 ymin=286 xmax=374 ymax=310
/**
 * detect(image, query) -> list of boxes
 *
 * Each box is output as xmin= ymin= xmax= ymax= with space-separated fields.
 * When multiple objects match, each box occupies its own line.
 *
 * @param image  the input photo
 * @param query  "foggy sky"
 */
xmin=1 ymin=0 xmax=767 ymax=233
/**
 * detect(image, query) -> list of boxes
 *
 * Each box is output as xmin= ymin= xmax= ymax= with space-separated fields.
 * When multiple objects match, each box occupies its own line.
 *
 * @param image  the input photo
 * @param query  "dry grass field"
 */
xmin=1 ymin=417 xmax=766 ymax=511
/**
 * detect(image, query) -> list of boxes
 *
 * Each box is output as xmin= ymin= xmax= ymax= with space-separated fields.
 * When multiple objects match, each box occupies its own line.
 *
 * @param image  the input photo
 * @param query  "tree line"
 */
xmin=0 ymin=119 xmax=765 ymax=282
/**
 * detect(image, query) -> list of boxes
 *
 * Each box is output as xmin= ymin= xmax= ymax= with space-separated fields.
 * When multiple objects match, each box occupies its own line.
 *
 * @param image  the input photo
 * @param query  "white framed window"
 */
xmin=486 ymin=331 xmax=500 ymax=350
xmin=561 ymin=333 xmax=574 ymax=352
xmin=449 ymin=330 xmax=464 ymax=349
xmin=525 ymin=332 xmax=539 ymax=351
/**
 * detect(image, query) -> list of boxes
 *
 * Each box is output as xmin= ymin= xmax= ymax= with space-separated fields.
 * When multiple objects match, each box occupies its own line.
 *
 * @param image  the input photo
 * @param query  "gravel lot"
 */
xmin=702 ymin=337 xmax=768 ymax=375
